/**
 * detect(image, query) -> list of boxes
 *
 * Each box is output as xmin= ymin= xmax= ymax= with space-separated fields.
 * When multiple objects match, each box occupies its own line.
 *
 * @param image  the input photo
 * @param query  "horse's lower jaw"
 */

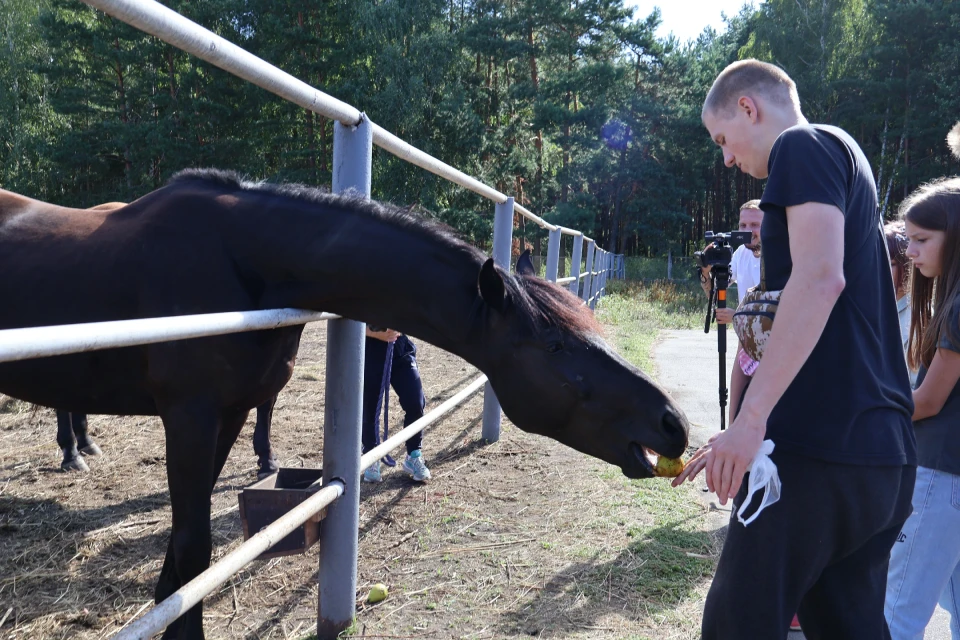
xmin=623 ymin=443 xmax=656 ymax=479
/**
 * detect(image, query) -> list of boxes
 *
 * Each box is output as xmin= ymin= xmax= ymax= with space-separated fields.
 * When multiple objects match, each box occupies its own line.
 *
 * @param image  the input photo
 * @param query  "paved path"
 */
xmin=653 ymin=329 xmax=951 ymax=640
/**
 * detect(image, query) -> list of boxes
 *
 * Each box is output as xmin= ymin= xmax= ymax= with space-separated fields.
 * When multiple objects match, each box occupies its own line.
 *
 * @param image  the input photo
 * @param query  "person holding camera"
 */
xmin=699 ymin=200 xmax=764 ymax=426
xmin=674 ymin=59 xmax=916 ymax=639
xmin=699 ymin=199 xmax=763 ymax=324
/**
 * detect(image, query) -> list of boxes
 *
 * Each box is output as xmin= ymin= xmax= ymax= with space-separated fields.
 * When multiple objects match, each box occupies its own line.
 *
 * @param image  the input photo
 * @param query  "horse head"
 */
xmin=473 ymin=251 xmax=688 ymax=478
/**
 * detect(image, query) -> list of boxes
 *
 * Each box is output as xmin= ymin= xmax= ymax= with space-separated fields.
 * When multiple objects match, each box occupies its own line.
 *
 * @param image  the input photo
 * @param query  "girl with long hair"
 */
xmin=885 ymin=176 xmax=960 ymax=639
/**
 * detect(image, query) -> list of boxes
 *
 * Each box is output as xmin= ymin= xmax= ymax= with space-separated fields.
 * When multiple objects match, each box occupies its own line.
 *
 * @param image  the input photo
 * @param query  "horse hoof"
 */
xmin=256 ymin=468 xmax=278 ymax=481
xmin=79 ymin=443 xmax=103 ymax=457
xmin=257 ymin=457 xmax=279 ymax=480
xmin=61 ymin=457 xmax=90 ymax=473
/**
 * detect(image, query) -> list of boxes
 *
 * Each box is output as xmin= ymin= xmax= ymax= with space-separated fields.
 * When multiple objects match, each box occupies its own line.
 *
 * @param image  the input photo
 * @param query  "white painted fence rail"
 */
xmin=113 ymin=480 xmax=345 ymax=640
xmin=112 ymin=376 xmax=488 ymax=639
xmin=0 ymin=309 xmax=336 ymax=364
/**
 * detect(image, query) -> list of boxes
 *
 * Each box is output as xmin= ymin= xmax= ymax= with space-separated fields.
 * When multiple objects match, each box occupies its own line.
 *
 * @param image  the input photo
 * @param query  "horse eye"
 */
xmin=546 ymin=342 xmax=563 ymax=353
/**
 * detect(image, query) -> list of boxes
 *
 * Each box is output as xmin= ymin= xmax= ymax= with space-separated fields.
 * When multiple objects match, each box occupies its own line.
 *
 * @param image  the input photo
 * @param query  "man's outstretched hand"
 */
xmin=671 ymin=411 xmax=765 ymax=504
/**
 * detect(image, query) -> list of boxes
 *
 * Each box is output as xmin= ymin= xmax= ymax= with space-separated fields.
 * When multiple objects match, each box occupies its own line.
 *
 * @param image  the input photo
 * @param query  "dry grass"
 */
xmin=0 ymin=316 xmax=721 ymax=640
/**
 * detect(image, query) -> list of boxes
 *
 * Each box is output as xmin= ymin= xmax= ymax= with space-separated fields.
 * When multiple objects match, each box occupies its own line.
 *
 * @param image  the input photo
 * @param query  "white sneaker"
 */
xmin=402 ymin=450 xmax=431 ymax=482
xmin=362 ymin=461 xmax=382 ymax=483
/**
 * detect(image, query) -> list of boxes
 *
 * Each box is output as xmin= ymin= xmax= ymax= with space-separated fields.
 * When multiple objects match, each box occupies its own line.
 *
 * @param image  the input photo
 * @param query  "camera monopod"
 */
xmin=703 ymin=264 xmax=731 ymax=431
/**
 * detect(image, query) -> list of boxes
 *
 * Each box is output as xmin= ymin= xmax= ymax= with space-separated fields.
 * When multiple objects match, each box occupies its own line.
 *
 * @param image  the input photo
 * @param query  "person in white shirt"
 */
xmin=699 ymin=199 xmax=764 ymax=321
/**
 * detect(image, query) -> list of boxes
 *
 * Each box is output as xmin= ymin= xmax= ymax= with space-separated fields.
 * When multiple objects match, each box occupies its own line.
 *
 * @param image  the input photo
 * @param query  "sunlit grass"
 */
xmin=596 ymin=278 xmax=706 ymax=372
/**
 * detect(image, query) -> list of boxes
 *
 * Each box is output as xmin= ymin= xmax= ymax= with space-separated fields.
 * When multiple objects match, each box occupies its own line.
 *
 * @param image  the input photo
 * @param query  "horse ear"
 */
xmin=478 ymin=258 xmax=506 ymax=312
xmin=515 ymin=249 xmax=536 ymax=277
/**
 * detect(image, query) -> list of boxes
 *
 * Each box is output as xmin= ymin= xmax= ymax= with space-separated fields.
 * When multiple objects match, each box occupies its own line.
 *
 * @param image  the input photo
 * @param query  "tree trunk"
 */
xmin=113 ymin=37 xmax=132 ymax=191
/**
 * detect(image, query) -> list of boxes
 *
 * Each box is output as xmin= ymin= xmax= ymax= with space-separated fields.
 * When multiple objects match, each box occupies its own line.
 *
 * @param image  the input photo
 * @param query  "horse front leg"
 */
xmin=57 ymin=410 xmax=87 ymax=472
xmin=72 ymin=413 xmax=102 ymax=457
xmin=155 ymin=399 xmax=220 ymax=640
xmin=252 ymin=395 xmax=279 ymax=479
xmin=155 ymin=404 xmax=249 ymax=640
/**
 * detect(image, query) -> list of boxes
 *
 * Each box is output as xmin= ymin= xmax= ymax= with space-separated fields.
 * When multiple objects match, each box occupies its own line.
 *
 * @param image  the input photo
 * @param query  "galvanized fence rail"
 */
xmin=0 ymin=0 xmax=626 ymax=637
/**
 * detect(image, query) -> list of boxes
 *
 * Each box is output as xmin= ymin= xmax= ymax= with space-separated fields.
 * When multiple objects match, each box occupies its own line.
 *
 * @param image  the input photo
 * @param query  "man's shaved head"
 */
xmin=703 ymin=59 xmax=800 ymax=119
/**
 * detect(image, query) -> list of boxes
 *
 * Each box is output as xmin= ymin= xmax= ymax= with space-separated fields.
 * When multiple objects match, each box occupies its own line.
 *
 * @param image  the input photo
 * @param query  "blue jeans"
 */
xmin=886 ymin=466 xmax=960 ymax=640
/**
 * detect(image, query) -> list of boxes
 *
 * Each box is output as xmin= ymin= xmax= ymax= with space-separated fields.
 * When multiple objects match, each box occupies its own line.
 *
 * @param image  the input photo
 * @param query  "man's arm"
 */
xmin=734 ymin=203 xmax=845 ymax=423
xmin=674 ymin=202 xmax=845 ymax=500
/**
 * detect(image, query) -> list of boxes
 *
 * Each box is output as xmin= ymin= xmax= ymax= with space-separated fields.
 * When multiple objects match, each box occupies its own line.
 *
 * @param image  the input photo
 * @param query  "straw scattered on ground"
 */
xmin=0 ymin=305 xmax=722 ymax=640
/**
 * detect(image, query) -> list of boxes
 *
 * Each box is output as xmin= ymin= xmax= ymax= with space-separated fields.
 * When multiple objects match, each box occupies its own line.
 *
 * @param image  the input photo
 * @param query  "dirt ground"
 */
xmin=0 ymin=322 xmax=718 ymax=640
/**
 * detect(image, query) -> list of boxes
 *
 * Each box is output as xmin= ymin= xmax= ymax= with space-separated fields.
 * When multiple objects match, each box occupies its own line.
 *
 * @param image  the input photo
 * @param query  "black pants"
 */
xmin=361 ymin=335 xmax=425 ymax=456
xmin=702 ymin=451 xmax=915 ymax=639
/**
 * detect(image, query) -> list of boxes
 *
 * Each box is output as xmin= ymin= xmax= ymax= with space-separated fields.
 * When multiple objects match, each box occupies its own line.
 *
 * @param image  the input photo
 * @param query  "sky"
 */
xmin=624 ymin=0 xmax=760 ymax=45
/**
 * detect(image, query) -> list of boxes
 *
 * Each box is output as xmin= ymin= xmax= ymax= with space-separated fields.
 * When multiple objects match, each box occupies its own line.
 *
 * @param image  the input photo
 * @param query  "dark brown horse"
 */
xmin=52 ymin=200 xmax=282 ymax=476
xmin=0 ymin=169 xmax=688 ymax=639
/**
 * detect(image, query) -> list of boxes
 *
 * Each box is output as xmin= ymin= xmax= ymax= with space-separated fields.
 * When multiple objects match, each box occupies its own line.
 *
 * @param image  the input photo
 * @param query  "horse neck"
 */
xmin=230 ymin=198 xmax=497 ymax=369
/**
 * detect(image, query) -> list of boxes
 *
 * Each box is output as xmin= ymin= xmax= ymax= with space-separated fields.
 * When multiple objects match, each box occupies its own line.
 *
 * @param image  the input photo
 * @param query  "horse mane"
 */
xmin=506 ymin=276 xmax=602 ymax=337
xmin=168 ymin=168 xmax=473 ymax=256
xmin=168 ymin=168 xmax=601 ymax=337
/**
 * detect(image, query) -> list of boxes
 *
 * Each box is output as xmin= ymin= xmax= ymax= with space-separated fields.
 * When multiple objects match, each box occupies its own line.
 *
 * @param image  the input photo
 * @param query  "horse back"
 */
xmin=0 ymin=186 xmax=301 ymax=415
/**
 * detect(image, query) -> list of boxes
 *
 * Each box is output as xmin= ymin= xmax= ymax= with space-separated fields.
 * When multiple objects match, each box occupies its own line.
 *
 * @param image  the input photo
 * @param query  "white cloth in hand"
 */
xmin=736 ymin=440 xmax=781 ymax=526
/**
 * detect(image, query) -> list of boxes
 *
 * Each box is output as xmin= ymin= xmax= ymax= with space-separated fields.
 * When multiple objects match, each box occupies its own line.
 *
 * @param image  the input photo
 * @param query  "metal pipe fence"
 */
xmin=0 ymin=0 xmax=627 ymax=637
xmin=0 ymin=309 xmax=336 ymax=364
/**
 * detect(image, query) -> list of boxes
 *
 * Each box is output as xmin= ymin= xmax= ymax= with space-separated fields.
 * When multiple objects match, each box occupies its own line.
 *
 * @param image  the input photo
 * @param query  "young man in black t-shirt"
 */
xmin=673 ymin=59 xmax=917 ymax=639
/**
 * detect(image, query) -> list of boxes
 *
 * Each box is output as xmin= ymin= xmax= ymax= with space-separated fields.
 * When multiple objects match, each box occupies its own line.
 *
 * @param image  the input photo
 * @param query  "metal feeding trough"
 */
xmin=238 ymin=467 xmax=328 ymax=559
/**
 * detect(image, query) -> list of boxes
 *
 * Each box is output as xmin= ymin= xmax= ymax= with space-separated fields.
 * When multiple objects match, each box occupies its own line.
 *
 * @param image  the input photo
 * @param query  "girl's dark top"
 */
xmin=759 ymin=124 xmax=916 ymax=466
xmin=914 ymin=306 xmax=960 ymax=474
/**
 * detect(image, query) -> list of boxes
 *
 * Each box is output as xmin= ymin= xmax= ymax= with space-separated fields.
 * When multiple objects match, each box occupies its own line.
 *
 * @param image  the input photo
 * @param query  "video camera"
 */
xmin=693 ymin=230 xmax=753 ymax=269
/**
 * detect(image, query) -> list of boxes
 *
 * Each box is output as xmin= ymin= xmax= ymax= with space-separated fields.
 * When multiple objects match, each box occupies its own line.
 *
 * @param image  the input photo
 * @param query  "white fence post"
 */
xmin=596 ymin=250 xmax=603 ymax=300
xmin=581 ymin=240 xmax=595 ymax=304
xmin=545 ymin=227 xmax=562 ymax=282
xmin=317 ymin=116 xmax=371 ymax=639
xmin=481 ymin=197 xmax=514 ymax=443
xmin=587 ymin=248 xmax=596 ymax=309
xmin=568 ymin=235 xmax=583 ymax=296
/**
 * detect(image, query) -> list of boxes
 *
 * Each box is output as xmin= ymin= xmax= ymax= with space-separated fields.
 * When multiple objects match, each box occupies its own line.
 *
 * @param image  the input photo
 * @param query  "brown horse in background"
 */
xmin=0 ymin=169 xmax=688 ymax=639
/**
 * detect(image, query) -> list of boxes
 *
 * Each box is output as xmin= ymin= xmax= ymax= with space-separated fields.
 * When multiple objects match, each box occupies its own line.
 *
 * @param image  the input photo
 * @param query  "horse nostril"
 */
xmin=660 ymin=408 xmax=687 ymax=442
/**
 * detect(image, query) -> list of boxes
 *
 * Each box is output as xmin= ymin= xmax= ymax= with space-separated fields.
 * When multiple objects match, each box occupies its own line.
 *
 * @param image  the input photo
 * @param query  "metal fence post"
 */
xmin=599 ymin=251 xmax=610 ymax=298
xmin=604 ymin=251 xmax=611 ymax=290
xmin=581 ymin=240 xmax=595 ymax=304
xmin=481 ymin=197 xmax=514 ymax=443
xmin=597 ymin=250 xmax=605 ymax=301
xmin=604 ymin=252 xmax=611 ymax=292
xmin=317 ymin=115 xmax=371 ymax=639
xmin=545 ymin=227 xmax=562 ymax=282
xmin=589 ymin=248 xmax=601 ymax=310
xmin=568 ymin=235 xmax=583 ymax=296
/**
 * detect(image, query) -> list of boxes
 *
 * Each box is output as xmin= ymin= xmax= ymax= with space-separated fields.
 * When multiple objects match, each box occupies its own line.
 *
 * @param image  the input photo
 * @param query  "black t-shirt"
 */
xmin=914 ymin=307 xmax=960 ymax=474
xmin=759 ymin=124 xmax=916 ymax=466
